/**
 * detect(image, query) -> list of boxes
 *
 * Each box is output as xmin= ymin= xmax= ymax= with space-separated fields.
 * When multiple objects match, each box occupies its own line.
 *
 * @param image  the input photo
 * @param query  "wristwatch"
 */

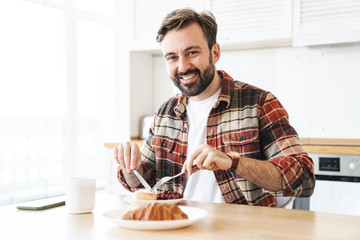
xmin=226 ymin=152 xmax=241 ymax=172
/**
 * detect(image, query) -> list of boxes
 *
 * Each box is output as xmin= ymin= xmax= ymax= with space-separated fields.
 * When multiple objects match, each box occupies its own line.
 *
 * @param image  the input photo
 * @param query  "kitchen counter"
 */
xmin=105 ymin=138 xmax=360 ymax=155
xmin=300 ymin=138 xmax=360 ymax=155
xmin=1 ymin=193 xmax=359 ymax=240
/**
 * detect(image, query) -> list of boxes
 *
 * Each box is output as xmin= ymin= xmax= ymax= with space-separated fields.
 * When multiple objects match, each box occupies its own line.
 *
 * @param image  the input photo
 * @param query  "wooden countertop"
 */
xmin=105 ymin=138 xmax=360 ymax=155
xmin=2 ymin=193 xmax=359 ymax=240
xmin=301 ymin=138 xmax=360 ymax=155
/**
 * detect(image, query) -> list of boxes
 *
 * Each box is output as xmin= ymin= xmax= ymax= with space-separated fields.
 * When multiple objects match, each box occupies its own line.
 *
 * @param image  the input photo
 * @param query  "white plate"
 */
xmin=103 ymin=206 xmax=208 ymax=230
xmin=123 ymin=194 xmax=183 ymax=206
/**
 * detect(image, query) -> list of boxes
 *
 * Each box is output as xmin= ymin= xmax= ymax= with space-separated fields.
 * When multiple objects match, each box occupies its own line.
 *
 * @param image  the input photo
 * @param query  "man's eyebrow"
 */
xmin=164 ymin=52 xmax=176 ymax=58
xmin=164 ymin=45 xmax=202 ymax=58
xmin=185 ymin=45 xmax=202 ymax=51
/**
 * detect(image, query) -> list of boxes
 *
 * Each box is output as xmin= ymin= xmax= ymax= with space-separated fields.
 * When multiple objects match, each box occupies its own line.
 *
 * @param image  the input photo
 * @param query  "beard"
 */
xmin=170 ymin=54 xmax=215 ymax=97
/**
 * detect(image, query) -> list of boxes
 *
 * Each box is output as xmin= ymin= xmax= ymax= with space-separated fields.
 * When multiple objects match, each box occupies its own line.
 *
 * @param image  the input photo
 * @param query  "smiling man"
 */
xmin=161 ymin=22 xmax=221 ymax=101
xmin=114 ymin=8 xmax=315 ymax=207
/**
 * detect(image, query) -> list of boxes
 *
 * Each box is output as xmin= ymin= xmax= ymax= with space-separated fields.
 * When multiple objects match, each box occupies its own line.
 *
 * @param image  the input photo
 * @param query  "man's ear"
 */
xmin=212 ymin=43 xmax=220 ymax=64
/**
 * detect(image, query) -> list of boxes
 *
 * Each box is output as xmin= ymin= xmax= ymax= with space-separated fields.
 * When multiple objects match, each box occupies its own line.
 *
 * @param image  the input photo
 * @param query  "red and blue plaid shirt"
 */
xmin=118 ymin=70 xmax=315 ymax=207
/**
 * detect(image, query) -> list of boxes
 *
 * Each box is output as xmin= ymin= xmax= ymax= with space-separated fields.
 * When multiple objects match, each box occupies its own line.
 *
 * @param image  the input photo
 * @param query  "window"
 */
xmin=0 ymin=0 xmax=118 ymax=205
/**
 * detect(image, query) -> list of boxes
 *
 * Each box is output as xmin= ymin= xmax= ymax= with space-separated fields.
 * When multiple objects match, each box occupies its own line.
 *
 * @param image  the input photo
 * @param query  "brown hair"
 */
xmin=156 ymin=8 xmax=217 ymax=49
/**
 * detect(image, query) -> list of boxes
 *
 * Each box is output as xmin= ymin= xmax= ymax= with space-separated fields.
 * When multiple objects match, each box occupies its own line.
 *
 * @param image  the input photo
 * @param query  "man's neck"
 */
xmin=189 ymin=71 xmax=222 ymax=102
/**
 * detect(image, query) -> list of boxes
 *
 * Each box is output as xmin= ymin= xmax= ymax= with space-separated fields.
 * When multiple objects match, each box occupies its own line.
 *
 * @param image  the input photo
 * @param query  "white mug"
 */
xmin=66 ymin=177 xmax=96 ymax=214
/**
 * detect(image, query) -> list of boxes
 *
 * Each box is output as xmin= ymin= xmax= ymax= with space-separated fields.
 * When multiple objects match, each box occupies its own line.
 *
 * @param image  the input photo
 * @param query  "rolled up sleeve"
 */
xmin=259 ymin=92 xmax=315 ymax=197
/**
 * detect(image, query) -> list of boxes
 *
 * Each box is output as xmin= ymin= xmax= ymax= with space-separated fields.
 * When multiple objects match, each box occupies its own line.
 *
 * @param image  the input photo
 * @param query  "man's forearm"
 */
xmin=235 ymin=156 xmax=283 ymax=192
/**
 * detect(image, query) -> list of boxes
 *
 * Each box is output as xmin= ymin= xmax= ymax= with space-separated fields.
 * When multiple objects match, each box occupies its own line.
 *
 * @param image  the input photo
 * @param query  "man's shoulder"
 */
xmin=155 ymin=93 xmax=182 ymax=116
xmin=232 ymin=80 xmax=269 ymax=99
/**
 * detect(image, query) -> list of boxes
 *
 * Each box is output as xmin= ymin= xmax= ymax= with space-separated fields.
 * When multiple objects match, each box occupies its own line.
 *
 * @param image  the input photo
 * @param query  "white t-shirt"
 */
xmin=183 ymin=88 xmax=225 ymax=203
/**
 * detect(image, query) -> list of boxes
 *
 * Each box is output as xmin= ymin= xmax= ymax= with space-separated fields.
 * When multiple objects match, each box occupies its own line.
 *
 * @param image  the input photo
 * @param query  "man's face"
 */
xmin=161 ymin=23 xmax=217 ymax=97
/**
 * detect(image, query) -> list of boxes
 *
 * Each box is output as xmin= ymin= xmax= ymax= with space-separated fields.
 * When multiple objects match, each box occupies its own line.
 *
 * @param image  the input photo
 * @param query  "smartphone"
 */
xmin=16 ymin=197 xmax=65 ymax=211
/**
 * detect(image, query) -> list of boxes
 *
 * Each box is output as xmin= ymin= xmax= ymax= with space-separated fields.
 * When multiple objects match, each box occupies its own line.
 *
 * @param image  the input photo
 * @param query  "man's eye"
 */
xmin=167 ymin=56 xmax=176 ymax=61
xmin=188 ymin=51 xmax=198 ymax=56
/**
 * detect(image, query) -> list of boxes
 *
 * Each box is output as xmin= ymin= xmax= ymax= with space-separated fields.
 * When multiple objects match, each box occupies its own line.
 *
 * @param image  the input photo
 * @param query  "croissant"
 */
xmin=122 ymin=203 xmax=188 ymax=221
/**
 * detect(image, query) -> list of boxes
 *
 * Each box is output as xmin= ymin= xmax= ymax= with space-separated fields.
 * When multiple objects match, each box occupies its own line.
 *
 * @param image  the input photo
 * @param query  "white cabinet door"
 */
xmin=308 ymin=45 xmax=360 ymax=138
xmin=132 ymin=0 xmax=293 ymax=51
xmin=293 ymin=0 xmax=360 ymax=46
xmin=210 ymin=0 xmax=293 ymax=49
xmin=310 ymin=180 xmax=360 ymax=216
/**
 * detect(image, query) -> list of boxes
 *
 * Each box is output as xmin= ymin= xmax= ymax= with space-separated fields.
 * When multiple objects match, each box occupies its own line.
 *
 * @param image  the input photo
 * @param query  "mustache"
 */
xmin=176 ymin=68 xmax=200 ymax=78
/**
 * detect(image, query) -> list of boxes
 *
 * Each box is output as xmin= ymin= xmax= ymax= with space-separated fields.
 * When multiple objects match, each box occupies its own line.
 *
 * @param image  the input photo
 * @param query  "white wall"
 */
xmin=130 ymin=54 xmax=177 ymax=137
xmin=149 ymin=44 xmax=360 ymax=139
xmin=152 ymin=55 xmax=179 ymax=111
xmin=130 ymin=52 xmax=153 ymax=137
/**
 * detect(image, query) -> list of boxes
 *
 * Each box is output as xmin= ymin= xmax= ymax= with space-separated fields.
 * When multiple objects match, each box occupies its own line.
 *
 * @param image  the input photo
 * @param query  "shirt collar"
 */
xmin=174 ymin=70 xmax=234 ymax=118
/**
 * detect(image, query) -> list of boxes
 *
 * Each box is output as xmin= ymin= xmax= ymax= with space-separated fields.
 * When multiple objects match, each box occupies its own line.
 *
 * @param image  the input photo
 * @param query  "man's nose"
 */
xmin=178 ymin=57 xmax=191 ymax=73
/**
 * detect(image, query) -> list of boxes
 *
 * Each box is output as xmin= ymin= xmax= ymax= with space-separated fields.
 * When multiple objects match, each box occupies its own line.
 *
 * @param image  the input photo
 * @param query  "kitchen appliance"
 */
xmin=294 ymin=153 xmax=360 ymax=215
xmin=140 ymin=115 xmax=153 ymax=139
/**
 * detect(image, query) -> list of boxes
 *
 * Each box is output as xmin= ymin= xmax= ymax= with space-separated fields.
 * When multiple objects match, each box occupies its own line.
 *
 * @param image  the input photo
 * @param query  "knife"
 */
xmin=132 ymin=170 xmax=152 ymax=192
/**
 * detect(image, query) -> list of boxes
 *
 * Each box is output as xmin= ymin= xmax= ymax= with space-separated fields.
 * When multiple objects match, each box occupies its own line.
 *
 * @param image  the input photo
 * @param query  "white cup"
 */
xmin=66 ymin=177 xmax=96 ymax=214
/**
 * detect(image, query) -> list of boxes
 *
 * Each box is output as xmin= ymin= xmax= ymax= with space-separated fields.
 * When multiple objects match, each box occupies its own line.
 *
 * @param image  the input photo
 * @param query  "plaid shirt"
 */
xmin=118 ymin=70 xmax=315 ymax=207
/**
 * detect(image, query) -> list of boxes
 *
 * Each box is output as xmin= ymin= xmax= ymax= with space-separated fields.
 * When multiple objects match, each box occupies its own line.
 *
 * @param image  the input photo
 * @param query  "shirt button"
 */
xmin=162 ymin=143 xmax=167 ymax=148
xmin=180 ymin=154 xmax=186 ymax=158
xmin=238 ymin=136 xmax=244 ymax=141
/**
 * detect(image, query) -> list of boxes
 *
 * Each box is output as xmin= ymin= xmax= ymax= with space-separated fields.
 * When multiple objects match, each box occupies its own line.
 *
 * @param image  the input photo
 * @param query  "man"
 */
xmin=114 ymin=8 xmax=315 ymax=207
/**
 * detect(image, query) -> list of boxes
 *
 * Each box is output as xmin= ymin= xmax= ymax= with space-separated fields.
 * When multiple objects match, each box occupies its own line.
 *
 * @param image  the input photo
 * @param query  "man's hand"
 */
xmin=113 ymin=142 xmax=142 ymax=173
xmin=181 ymin=144 xmax=232 ymax=175
xmin=180 ymin=144 xmax=283 ymax=191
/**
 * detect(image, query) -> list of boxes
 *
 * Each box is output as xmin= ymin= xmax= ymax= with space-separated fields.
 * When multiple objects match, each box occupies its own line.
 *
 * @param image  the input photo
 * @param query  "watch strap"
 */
xmin=227 ymin=153 xmax=240 ymax=172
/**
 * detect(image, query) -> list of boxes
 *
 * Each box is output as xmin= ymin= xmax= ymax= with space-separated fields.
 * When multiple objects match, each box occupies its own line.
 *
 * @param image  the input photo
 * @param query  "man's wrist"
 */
xmin=122 ymin=165 xmax=143 ymax=187
xmin=226 ymin=152 xmax=241 ymax=172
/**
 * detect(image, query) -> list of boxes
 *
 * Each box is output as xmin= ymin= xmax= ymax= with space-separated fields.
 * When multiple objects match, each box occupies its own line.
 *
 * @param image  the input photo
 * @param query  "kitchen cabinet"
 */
xmin=211 ymin=0 xmax=293 ymax=50
xmin=131 ymin=0 xmax=360 ymax=51
xmin=308 ymin=45 xmax=360 ymax=138
xmin=130 ymin=0 xmax=293 ymax=51
xmin=293 ymin=0 xmax=360 ymax=46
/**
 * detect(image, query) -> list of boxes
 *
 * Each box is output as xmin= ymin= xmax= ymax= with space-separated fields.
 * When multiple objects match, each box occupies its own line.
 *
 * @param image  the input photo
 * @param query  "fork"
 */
xmin=133 ymin=169 xmax=152 ymax=192
xmin=151 ymin=165 xmax=199 ymax=192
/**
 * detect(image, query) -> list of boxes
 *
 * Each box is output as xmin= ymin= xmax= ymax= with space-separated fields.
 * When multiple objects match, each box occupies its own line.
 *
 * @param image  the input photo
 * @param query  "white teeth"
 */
xmin=182 ymin=74 xmax=196 ymax=80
